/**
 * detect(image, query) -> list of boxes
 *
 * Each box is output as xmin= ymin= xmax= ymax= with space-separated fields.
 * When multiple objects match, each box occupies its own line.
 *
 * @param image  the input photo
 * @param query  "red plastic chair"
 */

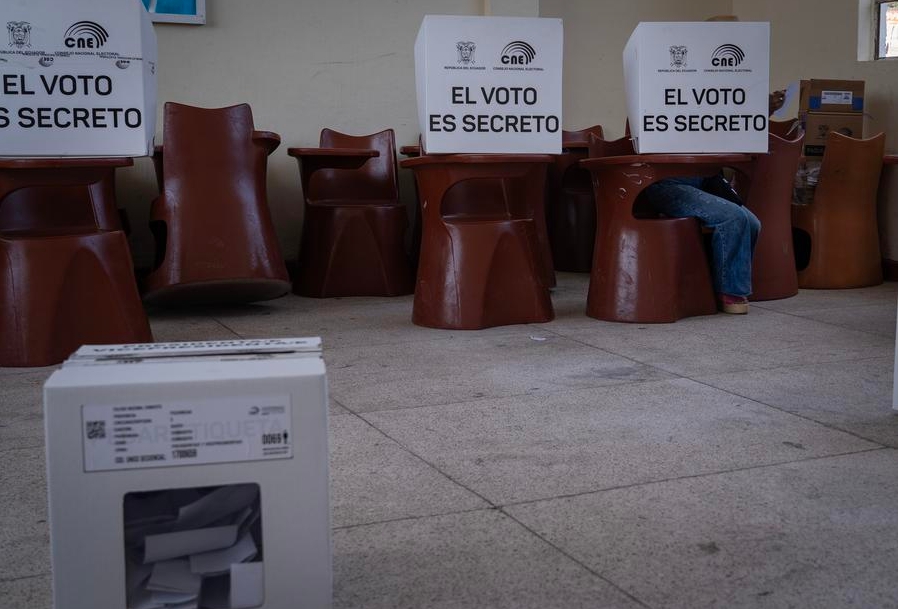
xmin=792 ymin=131 xmax=885 ymax=288
xmin=735 ymin=123 xmax=804 ymax=300
xmin=0 ymin=159 xmax=150 ymax=367
xmin=546 ymin=125 xmax=605 ymax=272
xmin=581 ymin=136 xmax=753 ymax=323
xmin=143 ymin=102 xmax=290 ymax=306
xmin=401 ymin=154 xmax=554 ymax=329
xmin=289 ymin=128 xmax=413 ymax=297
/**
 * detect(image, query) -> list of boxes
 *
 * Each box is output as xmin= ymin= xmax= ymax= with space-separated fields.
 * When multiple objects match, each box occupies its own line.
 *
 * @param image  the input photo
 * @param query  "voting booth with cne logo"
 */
xmin=623 ymin=22 xmax=770 ymax=153
xmin=414 ymin=15 xmax=563 ymax=154
xmin=0 ymin=0 xmax=157 ymax=157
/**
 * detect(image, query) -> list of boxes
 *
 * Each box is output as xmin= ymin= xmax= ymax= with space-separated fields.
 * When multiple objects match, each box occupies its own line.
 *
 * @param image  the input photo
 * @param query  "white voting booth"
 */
xmin=43 ymin=339 xmax=332 ymax=609
xmin=414 ymin=15 xmax=563 ymax=154
xmin=0 ymin=0 xmax=157 ymax=157
xmin=623 ymin=22 xmax=770 ymax=153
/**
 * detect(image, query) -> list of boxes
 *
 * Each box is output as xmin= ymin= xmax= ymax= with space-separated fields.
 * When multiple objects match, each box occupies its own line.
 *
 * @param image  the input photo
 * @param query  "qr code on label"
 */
xmin=85 ymin=420 xmax=106 ymax=440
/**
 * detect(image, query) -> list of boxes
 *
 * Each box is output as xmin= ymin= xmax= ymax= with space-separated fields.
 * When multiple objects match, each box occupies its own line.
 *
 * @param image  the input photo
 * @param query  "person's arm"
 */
xmin=769 ymin=89 xmax=786 ymax=116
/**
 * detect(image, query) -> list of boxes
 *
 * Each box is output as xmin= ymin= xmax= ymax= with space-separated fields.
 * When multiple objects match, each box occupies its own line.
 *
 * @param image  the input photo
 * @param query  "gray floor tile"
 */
xmin=333 ymin=509 xmax=644 ymax=609
xmin=549 ymin=306 xmax=894 ymax=377
xmin=1 ymin=273 xmax=893 ymax=608
xmin=0 ymin=448 xmax=50 ymax=580
xmin=0 ymin=575 xmax=52 ymax=609
xmin=786 ymin=303 xmax=897 ymax=337
xmin=753 ymin=284 xmax=897 ymax=314
xmin=363 ymin=379 xmax=878 ymax=504
xmin=506 ymin=449 xmax=898 ymax=609
xmin=329 ymin=399 xmax=353 ymax=416
xmin=326 ymin=333 xmax=673 ymax=413
xmin=695 ymin=356 xmax=898 ymax=446
xmin=330 ymin=414 xmax=488 ymax=527
xmin=0 ymin=364 xmax=58 ymax=378
xmin=211 ymin=294 xmax=539 ymax=350
xmin=147 ymin=314 xmax=241 ymax=343
xmin=0 ymin=371 xmax=49 ymax=451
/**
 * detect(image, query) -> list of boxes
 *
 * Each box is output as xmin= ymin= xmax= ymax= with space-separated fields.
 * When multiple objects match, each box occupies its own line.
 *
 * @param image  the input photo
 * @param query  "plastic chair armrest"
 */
xmin=253 ymin=131 xmax=281 ymax=156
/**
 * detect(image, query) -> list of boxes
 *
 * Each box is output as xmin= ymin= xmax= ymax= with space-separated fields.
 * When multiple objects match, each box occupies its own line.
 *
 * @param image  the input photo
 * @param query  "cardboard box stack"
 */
xmin=799 ymin=79 xmax=865 ymax=156
xmin=794 ymin=79 xmax=865 ymax=204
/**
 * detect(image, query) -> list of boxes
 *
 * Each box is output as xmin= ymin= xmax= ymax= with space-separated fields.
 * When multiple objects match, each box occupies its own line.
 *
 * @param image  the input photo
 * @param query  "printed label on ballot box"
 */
xmin=82 ymin=395 xmax=293 ymax=472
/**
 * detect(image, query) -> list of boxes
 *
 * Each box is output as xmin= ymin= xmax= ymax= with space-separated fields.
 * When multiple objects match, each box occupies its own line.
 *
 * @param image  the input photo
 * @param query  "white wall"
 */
xmin=538 ymin=0 xmax=731 ymax=137
xmin=121 ymin=0 xmax=898 ymax=267
xmin=731 ymin=0 xmax=896 ymax=151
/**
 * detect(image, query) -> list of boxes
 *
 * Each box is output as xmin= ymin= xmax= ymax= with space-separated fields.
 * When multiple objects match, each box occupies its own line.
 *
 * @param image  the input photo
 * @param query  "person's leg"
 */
xmin=644 ymin=179 xmax=760 ymax=299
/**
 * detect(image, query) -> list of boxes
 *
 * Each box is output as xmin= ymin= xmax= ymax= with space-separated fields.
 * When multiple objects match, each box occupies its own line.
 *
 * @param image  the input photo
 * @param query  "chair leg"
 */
xmin=0 ymin=231 xmax=152 ymax=367
xmin=413 ymin=219 xmax=553 ymax=329
xmin=587 ymin=218 xmax=716 ymax=323
xmin=296 ymin=205 xmax=413 ymax=298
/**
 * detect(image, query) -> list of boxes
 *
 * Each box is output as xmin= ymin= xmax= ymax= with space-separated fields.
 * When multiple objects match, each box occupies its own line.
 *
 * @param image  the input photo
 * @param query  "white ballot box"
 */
xmin=414 ymin=14 xmax=563 ymax=154
xmin=43 ymin=338 xmax=331 ymax=609
xmin=623 ymin=21 xmax=770 ymax=153
xmin=0 ymin=0 xmax=157 ymax=157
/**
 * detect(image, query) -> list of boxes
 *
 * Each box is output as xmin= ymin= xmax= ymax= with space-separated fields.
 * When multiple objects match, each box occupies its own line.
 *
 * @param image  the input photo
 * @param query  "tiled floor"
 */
xmin=1 ymin=273 xmax=896 ymax=609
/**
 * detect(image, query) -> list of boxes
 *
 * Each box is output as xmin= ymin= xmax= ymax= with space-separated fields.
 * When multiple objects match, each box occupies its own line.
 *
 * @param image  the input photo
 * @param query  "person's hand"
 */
xmin=769 ymin=89 xmax=786 ymax=115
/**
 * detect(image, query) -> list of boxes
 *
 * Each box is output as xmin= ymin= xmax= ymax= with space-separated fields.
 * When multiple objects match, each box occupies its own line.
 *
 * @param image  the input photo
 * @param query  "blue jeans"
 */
xmin=644 ymin=177 xmax=760 ymax=297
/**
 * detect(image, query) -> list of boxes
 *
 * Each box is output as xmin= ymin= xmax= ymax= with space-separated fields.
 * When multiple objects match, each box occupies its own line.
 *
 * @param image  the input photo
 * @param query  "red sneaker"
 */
xmin=717 ymin=293 xmax=749 ymax=314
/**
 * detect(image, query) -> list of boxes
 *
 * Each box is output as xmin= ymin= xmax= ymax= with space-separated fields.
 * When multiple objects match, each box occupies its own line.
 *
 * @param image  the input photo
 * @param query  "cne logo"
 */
xmin=711 ymin=44 xmax=745 ymax=67
xmin=500 ymin=40 xmax=536 ymax=65
xmin=64 ymin=21 xmax=109 ymax=49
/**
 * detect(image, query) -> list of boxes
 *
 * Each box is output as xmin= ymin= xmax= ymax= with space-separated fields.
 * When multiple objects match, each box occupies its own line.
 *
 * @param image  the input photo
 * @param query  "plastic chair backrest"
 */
xmin=814 ymin=131 xmax=885 ymax=209
xmin=769 ymin=118 xmax=801 ymax=140
xmin=587 ymin=134 xmax=636 ymax=158
xmin=737 ymin=125 xmax=804 ymax=200
xmin=311 ymin=128 xmax=398 ymax=201
xmin=563 ymin=125 xmax=604 ymax=145
xmin=163 ymin=103 xmax=263 ymax=207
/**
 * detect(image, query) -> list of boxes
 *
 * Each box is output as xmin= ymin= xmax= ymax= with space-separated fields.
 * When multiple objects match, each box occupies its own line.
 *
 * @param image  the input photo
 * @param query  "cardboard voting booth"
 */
xmin=0 ymin=0 xmax=157 ymax=157
xmin=44 ymin=338 xmax=331 ymax=609
xmin=414 ymin=15 xmax=563 ymax=154
xmin=623 ymin=22 xmax=770 ymax=153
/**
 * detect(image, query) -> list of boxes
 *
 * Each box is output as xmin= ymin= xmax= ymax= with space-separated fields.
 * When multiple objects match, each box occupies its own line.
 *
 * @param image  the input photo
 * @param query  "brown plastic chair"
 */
xmin=400 ymin=154 xmax=554 ymax=329
xmin=792 ymin=131 xmax=885 ymax=288
xmin=443 ymin=167 xmax=556 ymax=289
xmin=545 ymin=125 xmax=605 ymax=273
xmin=581 ymin=137 xmax=754 ymax=323
xmin=735 ymin=124 xmax=804 ymax=300
xmin=143 ymin=102 xmax=290 ymax=306
xmin=289 ymin=128 xmax=413 ymax=297
xmin=400 ymin=142 xmax=555 ymax=288
xmin=0 ymin=158 xmax=151 ymax=367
